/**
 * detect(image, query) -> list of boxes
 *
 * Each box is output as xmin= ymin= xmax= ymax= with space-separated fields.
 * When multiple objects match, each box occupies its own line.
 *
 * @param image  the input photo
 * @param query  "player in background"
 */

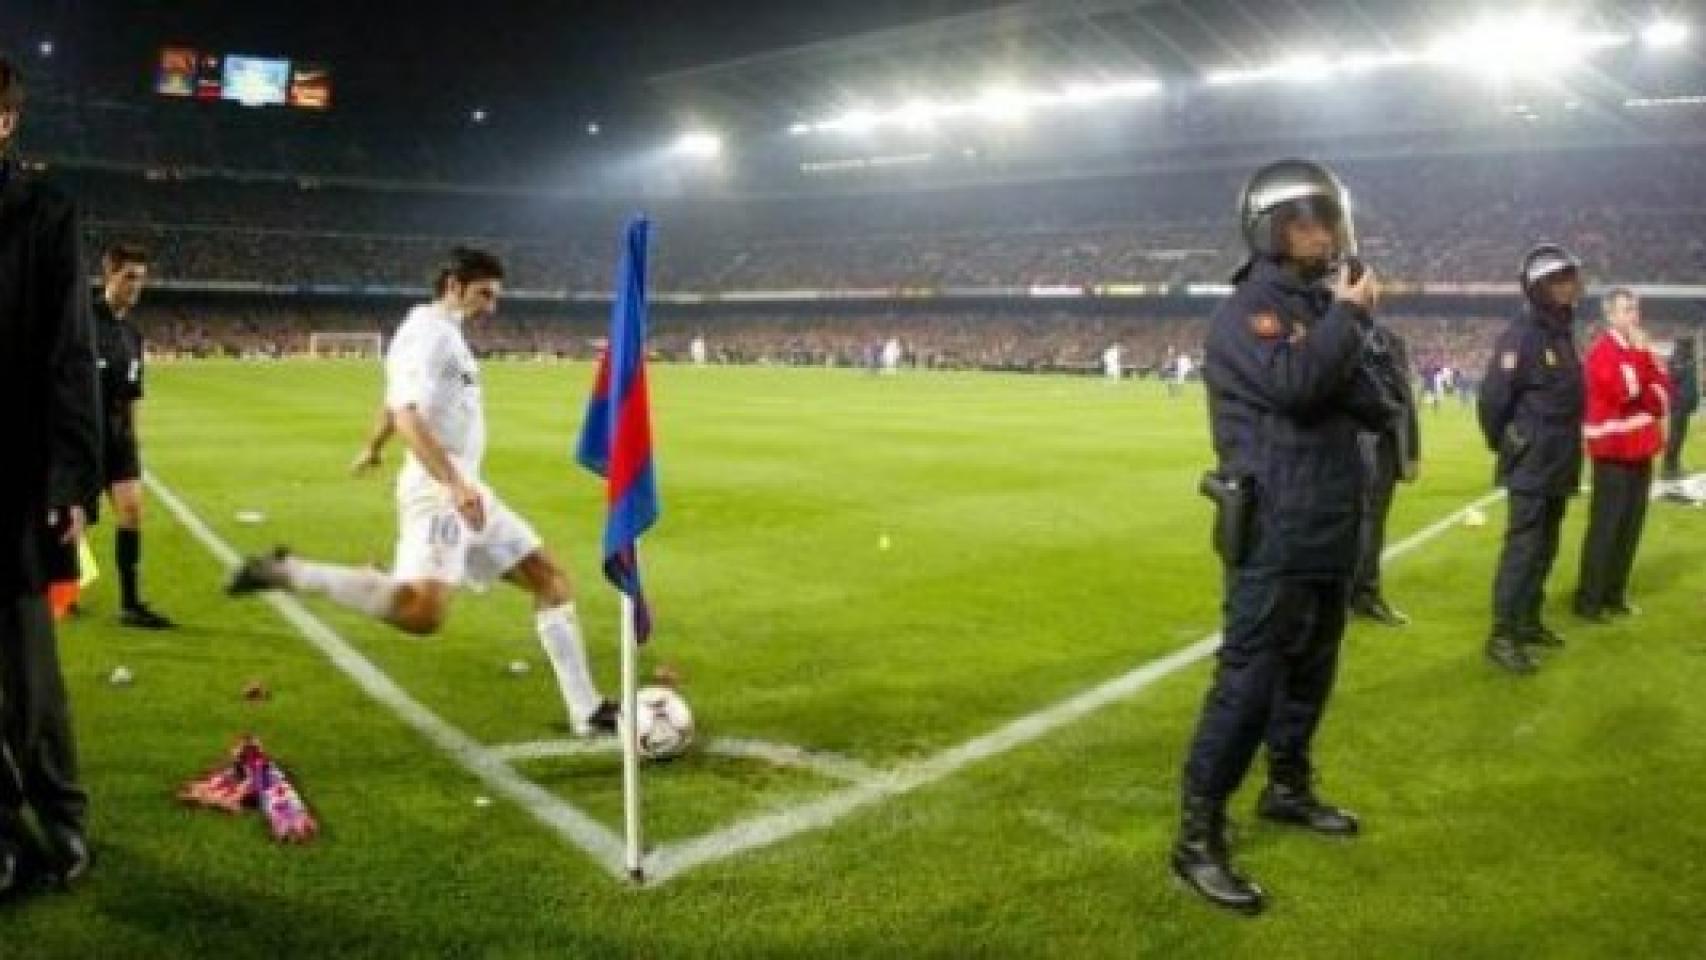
xmin=690 ymin=333 xmax=708 ymax=367
xmin=1102 ymin=343 xmax=1123 ymax=382
xmin=881 ymin=337 xmax=903 ymax=375
xmin=231 ymin=248 xmax=617 ymax=736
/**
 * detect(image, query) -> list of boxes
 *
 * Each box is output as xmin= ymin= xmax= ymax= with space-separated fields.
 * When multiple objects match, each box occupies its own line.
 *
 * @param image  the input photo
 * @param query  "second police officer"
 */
xmin=1476 ymin=244 xmax=1587 ymax=675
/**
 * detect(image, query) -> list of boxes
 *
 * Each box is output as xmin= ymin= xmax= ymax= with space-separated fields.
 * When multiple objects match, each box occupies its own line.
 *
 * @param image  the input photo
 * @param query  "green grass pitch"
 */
xmin=11 ymin=360 xmax=1706 ymax=957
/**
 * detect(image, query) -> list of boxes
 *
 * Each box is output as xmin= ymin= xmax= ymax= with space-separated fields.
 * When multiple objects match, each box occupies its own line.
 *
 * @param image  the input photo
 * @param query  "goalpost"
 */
xmin=306 ymin=331 xmax=386 ymax=359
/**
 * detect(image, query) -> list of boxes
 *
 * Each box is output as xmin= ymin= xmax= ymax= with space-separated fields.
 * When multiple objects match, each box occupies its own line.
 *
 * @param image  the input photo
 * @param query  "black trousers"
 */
xmin=1663 ymin=410 xmax=1692 ymax=479
xmin=1492 ymin=493 xmax=1570 ymax=629
xmin=0 ymin=595 xmax=86 ymax=846
xmin=1351 ymin=439 xmax=1400 ymax=603
xmin=1183 ymin=570 xmax=1347 ymax=801
xmin=1575 ymin=459 xmax=1653 ymax=612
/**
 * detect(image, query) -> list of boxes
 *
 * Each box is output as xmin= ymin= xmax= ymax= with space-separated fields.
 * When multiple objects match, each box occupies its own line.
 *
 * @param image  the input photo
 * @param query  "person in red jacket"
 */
xmin=1574 ymin=287 xmax=1672 ymax=622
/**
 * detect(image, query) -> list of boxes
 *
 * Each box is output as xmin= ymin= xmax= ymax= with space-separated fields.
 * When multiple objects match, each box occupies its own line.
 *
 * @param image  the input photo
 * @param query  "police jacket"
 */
xmin=1205 ymin=259 xmax=1393 ymax=578
xmin=1477 ymin=300 xmax=1585 ymax=497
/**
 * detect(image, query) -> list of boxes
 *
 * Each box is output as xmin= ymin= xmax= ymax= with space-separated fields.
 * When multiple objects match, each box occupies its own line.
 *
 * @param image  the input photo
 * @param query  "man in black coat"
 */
xmin=0 ymin=55 xmax=103 ymax=896
xmin=1350 ymin=322 xmax=1420 ymax=626
xmin=1663 ymin=333 xmax=1699 ymax=485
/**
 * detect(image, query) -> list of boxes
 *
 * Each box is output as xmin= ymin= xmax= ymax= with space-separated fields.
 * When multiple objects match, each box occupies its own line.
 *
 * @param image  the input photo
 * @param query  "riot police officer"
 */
xmin=1174 ymin=160 xmax=1392 ymax=916
xmin=1476 ymin=244 xmax=1587 ymax=674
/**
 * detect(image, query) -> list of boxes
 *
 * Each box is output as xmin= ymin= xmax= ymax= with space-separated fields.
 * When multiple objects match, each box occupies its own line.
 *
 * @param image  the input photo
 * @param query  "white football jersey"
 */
xmin=384 ymin=302 xmax=486 ymax=480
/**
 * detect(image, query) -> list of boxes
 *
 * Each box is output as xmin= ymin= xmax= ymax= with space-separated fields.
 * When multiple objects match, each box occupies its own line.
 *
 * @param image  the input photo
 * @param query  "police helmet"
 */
xmin=1239 ymin=159 xmax=1358 ymax=262
xmin=1520 ymin=243 xmax=1582 ymax=294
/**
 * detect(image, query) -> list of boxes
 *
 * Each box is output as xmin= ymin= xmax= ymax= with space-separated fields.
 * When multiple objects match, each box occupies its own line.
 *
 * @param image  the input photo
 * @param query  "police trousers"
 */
xmin=1182 ymin=570 xmax=1347 ymax=801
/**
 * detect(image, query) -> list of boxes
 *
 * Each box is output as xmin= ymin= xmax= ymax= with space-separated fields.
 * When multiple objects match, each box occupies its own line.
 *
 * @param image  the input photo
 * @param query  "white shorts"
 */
xmin=392 ymin=474 xmax=542 ymax=589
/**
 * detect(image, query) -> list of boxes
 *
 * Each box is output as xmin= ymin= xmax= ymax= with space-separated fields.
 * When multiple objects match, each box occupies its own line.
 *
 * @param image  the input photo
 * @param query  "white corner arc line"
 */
xmin=644 ymin=489 xmax=1509 ymax=884
xmin=144 ymin=471 xmax=631 ymax=878
xmin=489 ymin=737 xmax=883 ymax=785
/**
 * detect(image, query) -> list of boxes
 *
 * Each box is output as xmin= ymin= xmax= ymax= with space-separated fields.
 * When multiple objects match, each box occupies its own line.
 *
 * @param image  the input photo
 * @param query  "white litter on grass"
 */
xmin=473 ymin=795 xmax=493 ymax=808
xmin=109 ymin=666 xmax=134 ymax=686
xmin=505 ymin=660 xmax=532 ymax=677
xmin=235 ymin=510 xmax=267 ymax=525
xmin=878 ymin=534 xmax=892 ymax=551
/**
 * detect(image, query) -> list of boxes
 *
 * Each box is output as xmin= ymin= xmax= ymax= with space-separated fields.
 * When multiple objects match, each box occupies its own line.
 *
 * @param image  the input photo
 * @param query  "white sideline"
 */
xmin=644 ymin=489 xmax=1510 ymax=884
xmin=144 ymin=472 xmax=633 ymax=879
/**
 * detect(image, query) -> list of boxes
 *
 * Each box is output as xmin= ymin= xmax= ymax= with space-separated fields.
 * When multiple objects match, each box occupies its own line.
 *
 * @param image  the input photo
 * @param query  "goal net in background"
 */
xmin=307 ymin=332 xmax=385 ymax=359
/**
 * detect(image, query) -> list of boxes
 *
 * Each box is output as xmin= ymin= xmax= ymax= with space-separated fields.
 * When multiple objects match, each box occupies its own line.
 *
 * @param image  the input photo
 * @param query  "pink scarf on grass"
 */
xmin=179 ymin=736 xmax=318 ymax=843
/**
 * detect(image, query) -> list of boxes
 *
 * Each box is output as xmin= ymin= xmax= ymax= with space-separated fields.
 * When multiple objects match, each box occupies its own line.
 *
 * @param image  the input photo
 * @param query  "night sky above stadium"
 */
xmin=8 ymin=0 xmax=1003 ymax=126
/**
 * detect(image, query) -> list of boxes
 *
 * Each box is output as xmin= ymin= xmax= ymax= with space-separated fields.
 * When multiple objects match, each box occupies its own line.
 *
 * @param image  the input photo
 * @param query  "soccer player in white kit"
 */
xmin=228 ymin=248 xmax=617 ymax=736
xmin=1102 ymin=344 xmax=1123 ymax=381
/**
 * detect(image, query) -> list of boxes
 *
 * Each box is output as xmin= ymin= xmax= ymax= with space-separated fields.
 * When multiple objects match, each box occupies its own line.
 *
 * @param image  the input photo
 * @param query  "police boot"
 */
xmin=1518 ymin=619 xmax=1564 ymax=648
xmin=1258 ymin=774 xmax=1360 ymax=837
xmin=1486 ymin=625 xmax=1538 ymax=674
xmin=1170 ymin=794 xmax=1265 ymax=916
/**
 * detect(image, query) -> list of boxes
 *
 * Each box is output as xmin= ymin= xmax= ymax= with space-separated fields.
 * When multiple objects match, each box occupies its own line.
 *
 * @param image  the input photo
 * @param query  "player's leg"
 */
xmin=472 ymin=495 xmax=615 ymax=735
xmin=228 ymin=493 xmax=462 ymax=636
xmin=502 ymin=549 xmax=614 ymax=735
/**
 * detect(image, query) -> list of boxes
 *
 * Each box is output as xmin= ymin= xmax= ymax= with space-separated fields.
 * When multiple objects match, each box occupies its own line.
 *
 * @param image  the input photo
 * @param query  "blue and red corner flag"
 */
xmin=577 ymin=216 xmax=659 ymax=641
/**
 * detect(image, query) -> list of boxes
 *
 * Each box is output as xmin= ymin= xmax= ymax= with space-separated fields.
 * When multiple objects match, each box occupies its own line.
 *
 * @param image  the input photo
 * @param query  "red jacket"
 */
xmin=1583 ymin=330 xmax=1672 ymax=463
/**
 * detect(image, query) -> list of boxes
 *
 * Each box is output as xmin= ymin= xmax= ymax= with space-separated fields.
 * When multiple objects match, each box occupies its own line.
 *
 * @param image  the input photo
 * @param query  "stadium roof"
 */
xmin=652 ymin=0 xmax=1697 ymax=127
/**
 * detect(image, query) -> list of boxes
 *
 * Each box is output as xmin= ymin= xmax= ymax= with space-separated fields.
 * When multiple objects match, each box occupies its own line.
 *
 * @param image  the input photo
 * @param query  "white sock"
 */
xmin=536 ymin=604 xmax=602 ymax=729
xmin=284 ymin=559 xmax=399 ymax=620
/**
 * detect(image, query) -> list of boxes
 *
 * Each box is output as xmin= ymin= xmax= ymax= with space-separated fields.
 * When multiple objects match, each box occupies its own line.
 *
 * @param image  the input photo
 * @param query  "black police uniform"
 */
xmin=1184 ymin=258 xmax=1392 ymax=805
xmin=1664 ymin=337 xmax=1698 ymax=481
xmin=1477 ymin=301 xmax=1584 ymax=648
xmin=93 ymin=297 xmax=144 ymax=486
xmin=1350 ymin=324 xmax=1419 ymax=614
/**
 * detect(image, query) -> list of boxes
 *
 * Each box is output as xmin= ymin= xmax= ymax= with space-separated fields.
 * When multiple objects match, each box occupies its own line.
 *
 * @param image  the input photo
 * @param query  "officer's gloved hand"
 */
xmin=1330 ymin=260 xmax=1380 ymax=324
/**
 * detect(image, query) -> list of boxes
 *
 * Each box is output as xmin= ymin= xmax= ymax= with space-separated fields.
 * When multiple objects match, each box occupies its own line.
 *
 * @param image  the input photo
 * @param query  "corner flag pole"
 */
xmin=621 ymin=594 xmax=644 ymax=882
xmin=574 ymin=215 xmax=659 ymax=886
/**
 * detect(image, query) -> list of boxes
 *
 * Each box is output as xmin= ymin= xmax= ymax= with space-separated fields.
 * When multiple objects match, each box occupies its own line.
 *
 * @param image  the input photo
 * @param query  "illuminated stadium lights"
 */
xmin=1424 ymin=14 xmax=1630 ymax=78
xmin=37 ymin=39 xmax=55 ymax=58
xmin=973 ymin=87 xmax=1030 ymax=120
xmin=469 ymin=108 xmax=489 ymax=124
xmin=793 ymin=78 xmax=1160 ymax=135
xmin=1625 ymin=93 xmax=1706 ymax=107
xmin=1642 ymin=20 xmax=1691 ymax=48
xmin=673 ymin=131 xmax=724 ymax=158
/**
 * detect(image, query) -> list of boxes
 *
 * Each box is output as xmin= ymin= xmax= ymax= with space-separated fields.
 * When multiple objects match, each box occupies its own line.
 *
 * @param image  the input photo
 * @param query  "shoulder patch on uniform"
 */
xmin=1500 ymin=351 xmax=1519 ymax=371
xmin=1249 ymin=311 xmax=1284 ymax=340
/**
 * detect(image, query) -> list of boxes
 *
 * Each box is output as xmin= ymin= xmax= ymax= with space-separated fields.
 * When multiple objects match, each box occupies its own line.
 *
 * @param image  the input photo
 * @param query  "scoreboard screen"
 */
xmin=156 ymin=47 xmax=196 ymax=97
xmin=289 ymin=63 xmax=334 ymax=110
xmin=223 ymin=55 xmax=292 ymax=106
xmin=156 ymin=48 xmax=333 ymax=111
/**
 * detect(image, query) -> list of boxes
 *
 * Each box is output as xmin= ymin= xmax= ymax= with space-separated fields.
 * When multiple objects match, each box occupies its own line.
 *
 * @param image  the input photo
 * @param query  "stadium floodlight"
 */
xmin=1206 ymin=67 xmax=1263 ymax=86
xmin=892 ymin=99 xmax=942 ymax=129
xmin=673 ymin=131 xmax=723 ymax=158
xmin=1275 ymin=53 xmax=1332 ymax=83
xmin=787 ymin=121 xmax=813 ymax=136
xmin=586 ymin=121 xmax=601 ymax=136
xmin=469 ymin=108 xmax=489 ymax=124
xmin=974 ymin=87 xmax=1031 ymax=120
xmin=37 ymin=39 xmax=55 ymax=58
xmin=1642 ymin=20 xmax=1690 ymax=48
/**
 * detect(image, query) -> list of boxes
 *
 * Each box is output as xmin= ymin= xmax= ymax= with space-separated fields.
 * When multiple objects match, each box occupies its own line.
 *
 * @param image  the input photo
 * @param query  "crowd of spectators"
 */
xmin=68 ymin=145 xmax=1706 ymax=293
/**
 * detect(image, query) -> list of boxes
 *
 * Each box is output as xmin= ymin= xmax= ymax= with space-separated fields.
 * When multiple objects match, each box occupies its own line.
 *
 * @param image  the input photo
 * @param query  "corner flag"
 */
xmin=577 ymin=215 xmax=659 ymax=639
